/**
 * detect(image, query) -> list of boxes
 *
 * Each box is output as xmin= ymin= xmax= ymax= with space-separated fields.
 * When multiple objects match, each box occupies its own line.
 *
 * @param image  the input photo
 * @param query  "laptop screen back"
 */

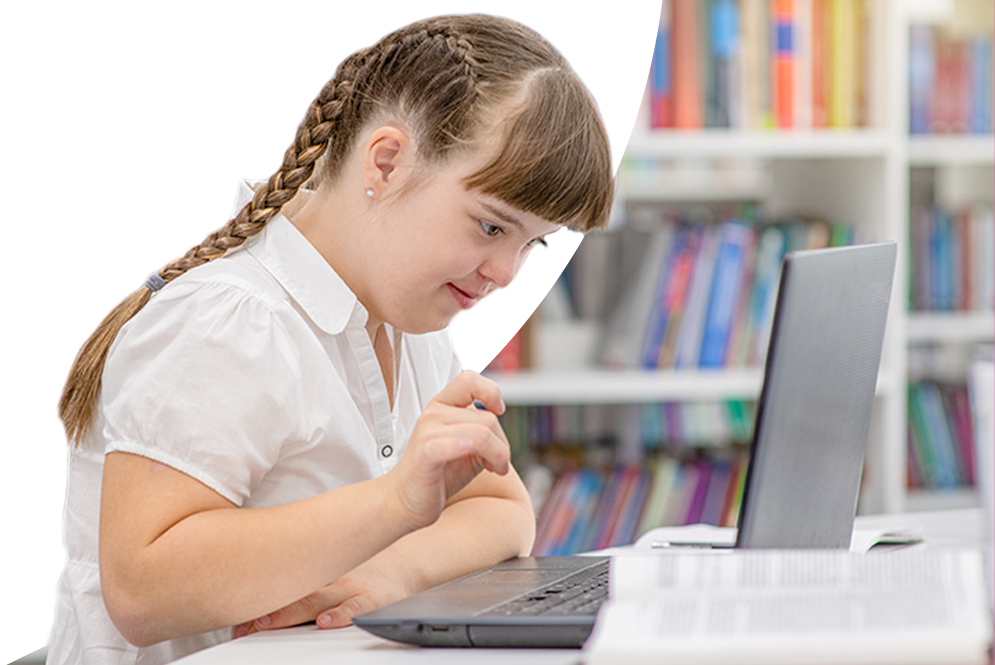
xmin=736 ymin=242 xmax=896 ymax=549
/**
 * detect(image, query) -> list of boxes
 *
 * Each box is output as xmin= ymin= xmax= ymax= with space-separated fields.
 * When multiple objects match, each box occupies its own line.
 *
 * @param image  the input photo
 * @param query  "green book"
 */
xmin=114 ymin=0 xmax=221 ymax=129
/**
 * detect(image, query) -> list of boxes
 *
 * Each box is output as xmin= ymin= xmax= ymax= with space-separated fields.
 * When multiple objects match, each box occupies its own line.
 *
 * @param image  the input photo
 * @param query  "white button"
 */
xmin=381 ymin=445 xmax=393 ymax=458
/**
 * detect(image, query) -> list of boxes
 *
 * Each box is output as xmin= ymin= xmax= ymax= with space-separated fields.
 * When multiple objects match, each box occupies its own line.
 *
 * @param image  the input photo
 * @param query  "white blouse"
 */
xmin=47 ymin=181 xmax=462 ymax=665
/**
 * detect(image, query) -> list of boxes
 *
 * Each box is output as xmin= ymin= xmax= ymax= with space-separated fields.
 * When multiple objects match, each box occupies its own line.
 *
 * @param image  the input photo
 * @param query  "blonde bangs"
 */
xmin=462 ymin=69 xmax=615 ymax=232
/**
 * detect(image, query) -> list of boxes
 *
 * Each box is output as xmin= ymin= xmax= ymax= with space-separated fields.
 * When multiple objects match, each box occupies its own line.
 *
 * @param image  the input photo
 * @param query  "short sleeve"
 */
xmin=100 ymin=279 xmax=307 ymax=506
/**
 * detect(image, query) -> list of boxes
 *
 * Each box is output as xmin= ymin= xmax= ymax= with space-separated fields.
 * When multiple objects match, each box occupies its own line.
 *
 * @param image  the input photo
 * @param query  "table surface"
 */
xmin=173 ymin=507 xmax=989 ymax=665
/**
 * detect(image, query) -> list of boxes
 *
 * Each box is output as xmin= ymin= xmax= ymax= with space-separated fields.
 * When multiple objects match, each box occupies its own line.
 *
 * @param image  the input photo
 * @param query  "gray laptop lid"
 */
xmin=736 ymin=241 xmax=896 ymax=549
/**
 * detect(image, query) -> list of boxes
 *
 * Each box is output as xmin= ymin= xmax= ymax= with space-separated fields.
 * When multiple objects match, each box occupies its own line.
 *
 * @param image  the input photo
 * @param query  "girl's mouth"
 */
xmin=447 ymin=283 xmax=480 ymax=310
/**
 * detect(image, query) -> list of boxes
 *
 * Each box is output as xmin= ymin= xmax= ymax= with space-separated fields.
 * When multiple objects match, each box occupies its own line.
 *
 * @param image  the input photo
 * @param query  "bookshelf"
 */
xmin=486 ymin=0 xmax=994 ymax=554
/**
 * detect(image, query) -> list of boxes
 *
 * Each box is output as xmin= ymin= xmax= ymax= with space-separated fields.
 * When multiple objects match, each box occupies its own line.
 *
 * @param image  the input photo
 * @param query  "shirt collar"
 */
xmin=233 ymin=179 xmax=364 ymax=335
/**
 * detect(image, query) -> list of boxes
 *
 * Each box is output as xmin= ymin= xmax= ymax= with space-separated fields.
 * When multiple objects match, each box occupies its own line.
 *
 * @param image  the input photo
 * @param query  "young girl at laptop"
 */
xmin=50 ymin=14 xmax=613 ymax=665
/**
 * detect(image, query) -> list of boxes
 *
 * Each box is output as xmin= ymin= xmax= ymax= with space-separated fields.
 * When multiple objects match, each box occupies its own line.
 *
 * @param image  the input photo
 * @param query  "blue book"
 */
xmin=931 ymin=207 xmax=954 ymax=311
xmin=640 ymin=226 xmax=689 ymax=369
xmin=970 ymin=38 xmax=994 ymax=134
xmin=699 ymin=221 xmax=752 ymax=368
xmin=650 ymin=0 xmax=672 ymax=128
xmin=918 ymin=383 xmax=963 ymax=488
xmin=909 ymin=25 xmax=935 ymax=135
xmin=707 ymin=0 xmax=738 ymax=128
xmin=559 ymin=470 xmax=602 ymax=555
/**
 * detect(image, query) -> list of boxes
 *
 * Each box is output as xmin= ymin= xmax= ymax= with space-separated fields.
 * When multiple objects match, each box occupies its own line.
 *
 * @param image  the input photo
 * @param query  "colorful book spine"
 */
xmin=672 ymin=0 xmax=703 ymax=128
xmin=829 ymin=0 xmax=855 ymax=128
xmin=650 ymin=0 xmax=673 ymax=128
xmin=707 ymin=0 xmax=739 ymax=128
xmin=774 ymin=0 xmax=794 ymax=128
xmin=699 ymin=221 xmax=753 ymax=368
xmin=811 ymin=0 xmax=829 ymax=127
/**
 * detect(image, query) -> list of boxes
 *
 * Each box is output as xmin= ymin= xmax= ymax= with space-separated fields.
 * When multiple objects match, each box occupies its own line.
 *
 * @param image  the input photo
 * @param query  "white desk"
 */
xmin=173 ymin=508 xmax=987 ymax=665
xmin=173 ymin=625 xmax=582 ymax=665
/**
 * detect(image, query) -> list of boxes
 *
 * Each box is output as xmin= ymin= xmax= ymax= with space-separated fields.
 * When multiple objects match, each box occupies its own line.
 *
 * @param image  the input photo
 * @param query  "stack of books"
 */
xmin=907 ymin=380 xmax=977 ymax=491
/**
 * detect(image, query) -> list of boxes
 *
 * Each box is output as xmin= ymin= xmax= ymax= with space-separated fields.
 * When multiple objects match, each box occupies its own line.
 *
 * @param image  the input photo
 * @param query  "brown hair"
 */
xmin=59 ymin=14 xmax=614 ymax=444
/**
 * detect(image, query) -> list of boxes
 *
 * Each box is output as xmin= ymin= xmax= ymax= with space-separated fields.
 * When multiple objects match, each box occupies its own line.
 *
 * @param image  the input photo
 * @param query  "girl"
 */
xmin=50 ymin=14 xmax=613 ymax=665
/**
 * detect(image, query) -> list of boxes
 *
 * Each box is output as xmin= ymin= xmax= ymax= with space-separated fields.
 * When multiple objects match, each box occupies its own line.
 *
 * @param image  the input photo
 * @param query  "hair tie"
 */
xmin=144 ymin=273 xmax=166 ymax=293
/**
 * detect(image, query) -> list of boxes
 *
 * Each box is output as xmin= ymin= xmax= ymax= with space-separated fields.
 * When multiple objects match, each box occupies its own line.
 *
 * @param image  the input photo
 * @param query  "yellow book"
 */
xmin=829 ymin=0 xmax=855 ymax=128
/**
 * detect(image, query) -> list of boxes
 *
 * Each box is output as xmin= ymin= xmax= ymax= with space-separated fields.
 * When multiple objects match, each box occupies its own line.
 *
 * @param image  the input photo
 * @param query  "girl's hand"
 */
xmin=385 ymin=371 xmax=510 ymax=532
xmin=234 ymin=554 xmax=409 ymax=636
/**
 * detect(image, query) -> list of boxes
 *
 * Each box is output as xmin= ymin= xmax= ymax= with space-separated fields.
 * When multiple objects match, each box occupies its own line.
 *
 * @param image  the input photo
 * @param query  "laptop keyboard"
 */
xmin=478 ymin=560 xmax=610 ymax=617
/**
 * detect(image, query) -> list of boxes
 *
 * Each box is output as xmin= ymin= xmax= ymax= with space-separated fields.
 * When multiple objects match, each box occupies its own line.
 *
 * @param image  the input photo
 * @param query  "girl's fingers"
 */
xmin=432 ymin=371 xmax=506 ymax=415
xmin=420 ymin=429 xmax=510 ymax=475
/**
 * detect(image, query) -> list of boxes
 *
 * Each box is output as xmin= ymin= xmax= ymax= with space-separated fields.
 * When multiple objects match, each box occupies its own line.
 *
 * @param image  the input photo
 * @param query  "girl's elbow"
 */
xmin=101 ymin=562 xmax=168 ymax=647
xmin=102 ymin=581 xmax=159 ymax=647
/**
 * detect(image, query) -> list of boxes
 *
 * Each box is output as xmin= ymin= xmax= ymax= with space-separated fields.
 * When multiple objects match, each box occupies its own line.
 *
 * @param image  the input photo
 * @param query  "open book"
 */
xmin=583 ymin=548 xmax=992 ymax=665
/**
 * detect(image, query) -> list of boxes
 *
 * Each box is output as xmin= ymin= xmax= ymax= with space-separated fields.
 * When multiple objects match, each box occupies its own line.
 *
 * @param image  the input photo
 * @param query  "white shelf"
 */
xmin=623 ymin=130 xmax=892 ymax=160
xmin=906 ymin=312 xmax=995 ymax=343
xmin=488 ymin=369 xmax=893 ymax=406
xmin=0 ymin=379 xmax=59 ymax=413
xmin=0 ymin=626 xmax=52 ymax=663
xmin=906 ymin=488 xmax=980 ymax=512
xmin=488 ymin=369 xmax=762 ymax=404
xmin=0 ymin=129 xmax=286 ymax=162
xmin=907 ymin=135 xmax=995 ymax=165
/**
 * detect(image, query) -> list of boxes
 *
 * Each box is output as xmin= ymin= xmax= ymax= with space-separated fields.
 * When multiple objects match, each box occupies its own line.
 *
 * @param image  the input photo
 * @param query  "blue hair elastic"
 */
xmin=144 ymin=273 xmax=166 ymax=293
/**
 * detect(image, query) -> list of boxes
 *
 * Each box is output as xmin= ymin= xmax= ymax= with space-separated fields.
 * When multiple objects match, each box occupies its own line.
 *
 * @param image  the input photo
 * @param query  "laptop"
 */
xmin=354 ymin=241 xmax=898 ymax=648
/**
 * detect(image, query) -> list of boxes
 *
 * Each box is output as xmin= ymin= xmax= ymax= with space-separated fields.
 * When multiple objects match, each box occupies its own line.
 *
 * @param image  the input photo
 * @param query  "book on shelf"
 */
xmin=582 ymin=549 xmax=993 ymax=665
xmin=512 ymin=398 xmax=755 ymax=556
xmin=909 ymin=22 xmax=995 ymax=135
xmin=596 ymin=213 xmax=855 ymax=372
xmin=907 ymin=380 xmax=977 ymax=491
xmin=647 ymin=0 xmax=877 ymax=131
xmin=909 ymin=202 xmax=995 ymax=313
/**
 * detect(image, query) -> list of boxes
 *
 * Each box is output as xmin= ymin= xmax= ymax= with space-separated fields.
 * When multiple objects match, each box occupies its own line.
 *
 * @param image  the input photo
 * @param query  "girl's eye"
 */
xmin=479 ymin=220 xmax=502 ymax=237
xmin=528 ymin=236 xmax=549 ymax=248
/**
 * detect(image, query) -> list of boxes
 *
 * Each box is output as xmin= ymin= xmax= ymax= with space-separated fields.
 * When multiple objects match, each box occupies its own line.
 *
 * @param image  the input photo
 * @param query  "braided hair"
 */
xmin=59 ymin=14 xmax=614 ymax=444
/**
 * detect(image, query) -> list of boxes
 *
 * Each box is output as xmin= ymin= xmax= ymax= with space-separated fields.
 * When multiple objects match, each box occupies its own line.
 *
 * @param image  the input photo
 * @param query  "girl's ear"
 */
xmin=363 ymin=125 xmax=413 ymax=198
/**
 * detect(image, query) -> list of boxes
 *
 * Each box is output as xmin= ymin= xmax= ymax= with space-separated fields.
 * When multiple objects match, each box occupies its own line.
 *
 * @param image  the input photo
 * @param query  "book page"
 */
xmin=585 ymin=548 xmax=992 ymax=665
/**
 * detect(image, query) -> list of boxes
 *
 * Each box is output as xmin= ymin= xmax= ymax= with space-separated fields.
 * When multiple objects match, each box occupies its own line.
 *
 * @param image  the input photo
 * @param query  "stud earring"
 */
xmin=365 ymin=188 xmax=374 ymax=198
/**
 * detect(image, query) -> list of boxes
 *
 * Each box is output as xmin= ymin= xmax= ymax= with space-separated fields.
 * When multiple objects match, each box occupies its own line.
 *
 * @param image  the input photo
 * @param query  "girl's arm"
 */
xmin=239 ymin=458 xmax=536 ymax=634
xmin=100 ymin=371 xmax=511 ymax=647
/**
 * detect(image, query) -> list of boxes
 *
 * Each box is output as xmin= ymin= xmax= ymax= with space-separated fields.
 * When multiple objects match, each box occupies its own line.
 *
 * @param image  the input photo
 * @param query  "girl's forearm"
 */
xmin=374 ymin=482 xmax=537 ymax=598
xmin=102 ymin=473 xmax=410 ymax=647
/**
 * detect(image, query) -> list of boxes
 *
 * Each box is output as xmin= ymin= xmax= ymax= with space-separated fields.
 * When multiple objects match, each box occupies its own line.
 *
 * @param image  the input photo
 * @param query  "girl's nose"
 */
xmin=480 ymin=249 xmax=523 ymax=290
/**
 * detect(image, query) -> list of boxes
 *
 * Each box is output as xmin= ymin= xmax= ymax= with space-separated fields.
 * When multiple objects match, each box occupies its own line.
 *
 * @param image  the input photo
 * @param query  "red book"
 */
xmin=672 ymin=0 xmax=703 ymax=129
xmin=775 ymin=0 xmax=794 ymax=128
xmin=951 ymin=41 xmax=970 ymax=133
